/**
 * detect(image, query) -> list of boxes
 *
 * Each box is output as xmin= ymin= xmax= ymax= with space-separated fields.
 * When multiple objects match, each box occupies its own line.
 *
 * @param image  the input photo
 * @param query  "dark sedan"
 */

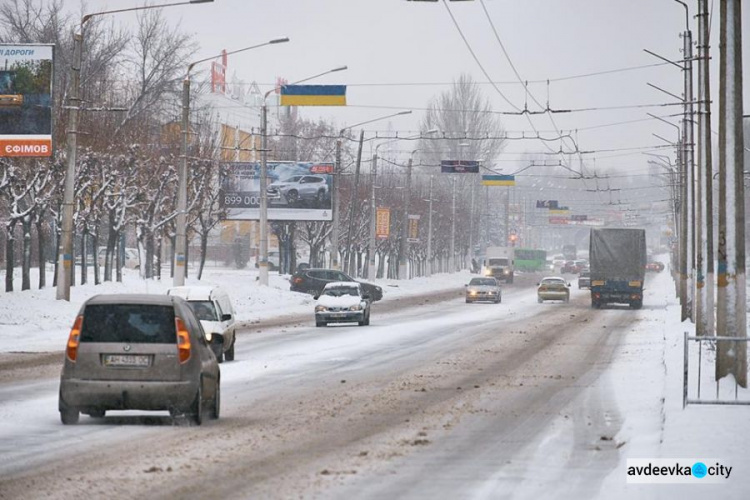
xmin=290 ymin=268 xmax=383 ymax=301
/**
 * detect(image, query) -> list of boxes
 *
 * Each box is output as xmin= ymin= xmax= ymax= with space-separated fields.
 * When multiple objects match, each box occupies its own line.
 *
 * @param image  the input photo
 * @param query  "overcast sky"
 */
xmin=84 ymin=0 xmax=748 ymax=174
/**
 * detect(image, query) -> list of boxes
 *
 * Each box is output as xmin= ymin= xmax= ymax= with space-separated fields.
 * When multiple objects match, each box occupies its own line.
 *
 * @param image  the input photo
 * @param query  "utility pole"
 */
xmin=398 ymin=156 xmax=413 ymax=279
xmin=682 ymin=19 xmax=695 ymax=323
xmin=716 ymin=0 xmax=747 ymax=387
xmin=331 ymin=135 xmax=342 ymax=269
xmin=696 ymin=0 xmax=715 ymax=335
xmin=427 ymin=175 xmax=434 ymax=277
xmin=450 ymin=177 xmax=456 ymax=272
xmin=367 ymin=153 xmax=378 ymax=279
xmin=345 ymin=130 xmax=364 ymax=276
xmin=56 ymin=32 xmax=82 ymax=300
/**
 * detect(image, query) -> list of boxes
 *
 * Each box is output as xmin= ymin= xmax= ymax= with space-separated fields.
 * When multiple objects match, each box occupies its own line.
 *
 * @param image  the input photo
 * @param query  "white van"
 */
xmin=166 ymin=286 xmax=237 ymax=363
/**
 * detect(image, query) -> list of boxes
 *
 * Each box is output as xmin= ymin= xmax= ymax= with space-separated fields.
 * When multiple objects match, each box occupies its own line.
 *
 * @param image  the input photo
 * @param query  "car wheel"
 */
xmin=316 ymin=321 xmax=326 ymax=327
xmin=365 ymin=314 xmax=370 ymax=325
xmin=224 ymin=337 xmax=235 ymax=362
xmin=210 ymin=379 xmax=220 ymax=420
xmin=358 ymin=319 xmax=366 ymax=326
xmin=497 ymin=296 xmax=502 ymax=304
xmin=189 ymin=380 xmax=203 ymax=426
xmin=60 ymin=408 xmax=80 ymax=425
xmin=537 ymin=297 xmax=543 ymax=303
xmin=316 ymin=189 xmax=326 ymax=206
xmin=565 ymin=296 xmax=569 ymax=303
xmin=212 ymin=343 xmax=223 ymax=364
xmin=286 ymin=190 xmax=299 ymax=205
xmin=88 ymin=409 xmax=105 ymax=419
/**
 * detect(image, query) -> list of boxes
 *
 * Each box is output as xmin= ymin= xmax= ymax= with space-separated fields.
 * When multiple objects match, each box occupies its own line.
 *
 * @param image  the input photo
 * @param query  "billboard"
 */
xmin=0 ymin=44 xmax=54 ymax=157
xmin=220 ymin=161 xmax=333 ymax=221
xmin=441 ymin=160 xmax=479 ymax=173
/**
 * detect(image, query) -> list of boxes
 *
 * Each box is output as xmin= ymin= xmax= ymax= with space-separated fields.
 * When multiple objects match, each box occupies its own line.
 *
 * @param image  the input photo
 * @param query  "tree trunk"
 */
xmin=80 ymin=230 xmax=88 ymax=286
xmin=92 ymin=232 xmax=100 ymax=285
xmin=6 ymin=221 xmax=16 ymax=292
xmin=22 ymin=216 xmax=32 ymax=291
xmin=36 ymin=218 xmax=46 ymax=289
xmin=155 ymin=232 xmax=162 ymax=280
xmin=198 ymin=231 xmax=208 ymax=280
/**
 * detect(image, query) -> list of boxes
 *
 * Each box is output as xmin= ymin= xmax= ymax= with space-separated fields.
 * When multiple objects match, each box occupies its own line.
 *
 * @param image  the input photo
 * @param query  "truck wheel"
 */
xmin=316 ymin=320 xmax=326 ymax=327
xmin=60 ymin=408 xmax=80 ymax=425
xmin=630 ymin=301 xmax=643 ymax=310
xmin=591 ymin=300 xmax=600 ymax=309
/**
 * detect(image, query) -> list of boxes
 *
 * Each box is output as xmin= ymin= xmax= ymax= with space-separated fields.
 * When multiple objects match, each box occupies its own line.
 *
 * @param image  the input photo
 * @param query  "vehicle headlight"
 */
xmin=315 ymin=305 xmax=327 ymax=313
xmin=349 ymin=304 xmax=363 ymax=311
xmin=469 ymin=290 xmax=478 ymax=295
xmin=204 ymin=331 xmax=213 ymax=342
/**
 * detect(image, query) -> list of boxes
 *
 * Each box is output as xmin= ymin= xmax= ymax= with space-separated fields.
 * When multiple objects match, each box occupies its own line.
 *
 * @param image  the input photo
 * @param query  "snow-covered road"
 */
xmin=0 ymin=274 xmax=634 ymax=499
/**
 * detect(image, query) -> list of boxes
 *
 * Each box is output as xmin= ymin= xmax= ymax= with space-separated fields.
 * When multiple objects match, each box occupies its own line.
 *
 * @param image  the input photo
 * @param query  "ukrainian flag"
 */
xmin=280 ymin=85 xmax=347 ymax=106
xmin=481 ymin=174 xmax=515 ymax=186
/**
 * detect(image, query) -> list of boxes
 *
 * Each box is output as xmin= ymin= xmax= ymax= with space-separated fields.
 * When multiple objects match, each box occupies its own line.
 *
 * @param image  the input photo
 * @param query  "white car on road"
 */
xmin=167 ymin=286 xmax=237 ymax=362
xmin=314 ymin=282 xmax=371 ymax=327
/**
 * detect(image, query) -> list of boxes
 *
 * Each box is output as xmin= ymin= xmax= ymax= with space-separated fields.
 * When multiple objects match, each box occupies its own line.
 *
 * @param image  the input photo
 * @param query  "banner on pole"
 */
xmin=408 ymin=214 xmax=420 ymax=243
xmin=376 ymin=207 xmax=391 ymax=239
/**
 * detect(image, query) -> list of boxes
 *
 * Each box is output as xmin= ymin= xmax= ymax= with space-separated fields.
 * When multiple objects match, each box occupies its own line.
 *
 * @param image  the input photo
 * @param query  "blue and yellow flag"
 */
xmin=280 ymin=85 xmax=346 ymax=106
xmin=481 ymin=174 xmax=515 ymax=186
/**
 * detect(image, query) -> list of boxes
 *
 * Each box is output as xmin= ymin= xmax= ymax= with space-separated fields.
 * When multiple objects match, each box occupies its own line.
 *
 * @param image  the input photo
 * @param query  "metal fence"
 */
xmin=683 ymin=332 xmax=750 ymax=407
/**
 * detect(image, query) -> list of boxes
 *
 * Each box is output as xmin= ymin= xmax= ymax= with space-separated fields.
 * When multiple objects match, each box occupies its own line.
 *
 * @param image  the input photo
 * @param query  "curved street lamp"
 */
xmin=173 ymin=37 xmax=290 ymax=286
xmin=57 ymin=0 xmax=214 ymax=300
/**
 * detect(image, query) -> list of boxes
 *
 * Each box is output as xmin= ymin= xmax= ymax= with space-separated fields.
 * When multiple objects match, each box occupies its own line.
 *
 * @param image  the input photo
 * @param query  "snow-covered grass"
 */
xmin=0 ymin=265 xmax=472 ymax=353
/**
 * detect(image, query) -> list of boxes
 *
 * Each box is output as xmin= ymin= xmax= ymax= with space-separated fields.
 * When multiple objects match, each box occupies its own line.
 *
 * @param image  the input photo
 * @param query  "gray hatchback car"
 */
xmin=58 ymin=294 xmax=220 ymax=425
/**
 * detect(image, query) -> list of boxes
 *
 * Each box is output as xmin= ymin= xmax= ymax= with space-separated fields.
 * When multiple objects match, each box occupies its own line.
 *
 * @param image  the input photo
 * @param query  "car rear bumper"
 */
xmin=59 ymin=378 xmax=197 ymax=411
xmin=316 ymin=311 xmax=364 ymax=323
xmin=538 ymin=292 xmax=569 ymax=300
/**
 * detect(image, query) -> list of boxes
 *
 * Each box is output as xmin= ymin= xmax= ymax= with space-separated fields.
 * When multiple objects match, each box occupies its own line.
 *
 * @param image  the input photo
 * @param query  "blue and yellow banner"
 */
xmin=481 ymin=174 xmax=515 ymax=186
xmin=280 ymin=85 xmax=346 ymax=106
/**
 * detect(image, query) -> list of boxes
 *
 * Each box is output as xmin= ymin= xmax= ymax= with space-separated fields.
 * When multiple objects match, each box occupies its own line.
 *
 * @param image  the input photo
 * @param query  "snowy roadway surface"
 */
xmin=0 ymin=271 xmax=745 ymax=499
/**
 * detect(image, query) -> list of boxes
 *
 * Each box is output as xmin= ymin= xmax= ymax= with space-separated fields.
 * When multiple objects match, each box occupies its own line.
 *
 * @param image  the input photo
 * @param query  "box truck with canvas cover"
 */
xmin=589 ymin=228 xmax=646 ymax=309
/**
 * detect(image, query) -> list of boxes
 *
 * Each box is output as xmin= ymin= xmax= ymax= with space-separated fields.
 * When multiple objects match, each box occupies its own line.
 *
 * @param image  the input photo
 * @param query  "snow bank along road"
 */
xmin=0 ymin=274 xmax=636 ymax=499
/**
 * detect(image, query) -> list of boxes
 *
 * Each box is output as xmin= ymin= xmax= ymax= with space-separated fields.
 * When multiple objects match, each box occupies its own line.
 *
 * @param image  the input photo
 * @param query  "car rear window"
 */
xmin=80 ymin=304 xmax=176 ymax=344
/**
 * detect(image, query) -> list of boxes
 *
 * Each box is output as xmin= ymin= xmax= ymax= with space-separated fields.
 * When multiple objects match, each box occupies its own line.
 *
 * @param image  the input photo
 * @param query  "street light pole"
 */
xmin=174 ymin=37 xmax=289 ymax=287
xmin=398 ymin=153 xmax=415 ymax=279
xmin=57 ymin=0 xmax=214 ymax=301
xmin=427 ymin=175 xmax=434 ymax=277
xmin=451 ymin=177 xmax=456 ymax=272
xmin=260 ymin=65 xmax=347 ymax=283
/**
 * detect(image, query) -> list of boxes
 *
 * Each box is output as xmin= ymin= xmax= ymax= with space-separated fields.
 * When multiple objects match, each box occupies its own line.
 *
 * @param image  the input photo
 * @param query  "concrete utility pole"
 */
xmin=427 ymin=175 xmax=434 ymax=277
xmin=398 ymin=155 xmax=414 ymax=279
xmin=176 ymin=39 xmax=289 ymax=288
xmin=716 ymin=0 xmax=747 ymax=387
xmin=696 ymin=0 xmax=715 ymax=335
xmin=367 ymin=153 xmax=379 ymax=279
xmin=57 ymin=0 xmax=215 ymax=300
xmin=450 ymin=177 xmax=456 ymax=271
xmin=344 ymin=130 xmax=365 ymax=275
xmin=681 ymin=11 xmax=695 ymax=323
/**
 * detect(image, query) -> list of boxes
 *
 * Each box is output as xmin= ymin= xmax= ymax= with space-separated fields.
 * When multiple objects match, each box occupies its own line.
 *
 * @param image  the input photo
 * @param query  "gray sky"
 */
xmin=88 ymin=0 xmax=748 ymax=173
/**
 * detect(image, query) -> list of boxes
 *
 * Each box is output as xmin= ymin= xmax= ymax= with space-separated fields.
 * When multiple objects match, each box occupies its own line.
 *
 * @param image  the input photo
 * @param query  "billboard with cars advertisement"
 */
xmin=0 ymin=44 xmax=54 ymax=157
xmin=220 ymin=161 xmax=333 ymax=221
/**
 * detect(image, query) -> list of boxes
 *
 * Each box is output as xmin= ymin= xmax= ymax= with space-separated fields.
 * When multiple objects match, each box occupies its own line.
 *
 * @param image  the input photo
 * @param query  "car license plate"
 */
xmin=103 ymin=354 xmax=150 ymax=367
xmin=330 ymin=313 xmax=346 ymax=318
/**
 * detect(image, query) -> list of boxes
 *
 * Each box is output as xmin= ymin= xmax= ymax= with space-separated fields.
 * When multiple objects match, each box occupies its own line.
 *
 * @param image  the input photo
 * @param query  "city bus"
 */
xmin=514 ymin=248 xmax=547 ymax=272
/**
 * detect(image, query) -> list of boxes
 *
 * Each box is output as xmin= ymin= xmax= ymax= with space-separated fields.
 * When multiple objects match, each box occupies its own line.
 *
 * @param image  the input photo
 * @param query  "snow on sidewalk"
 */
xmin=601 ymin=269 xmax=750 ymax=499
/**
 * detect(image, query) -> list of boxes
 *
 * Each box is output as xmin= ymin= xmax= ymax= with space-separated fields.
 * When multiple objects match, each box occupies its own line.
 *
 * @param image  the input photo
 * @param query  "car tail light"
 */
xmin=176 ymin=318 xmax=191 ymax=364
xmin=66 ymin=315 xmax=83 ymax=362
xmin=593 ymin=293 xmax=601 ymax=299
xmin=293 ymin=277 xmax=303 ymax=284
